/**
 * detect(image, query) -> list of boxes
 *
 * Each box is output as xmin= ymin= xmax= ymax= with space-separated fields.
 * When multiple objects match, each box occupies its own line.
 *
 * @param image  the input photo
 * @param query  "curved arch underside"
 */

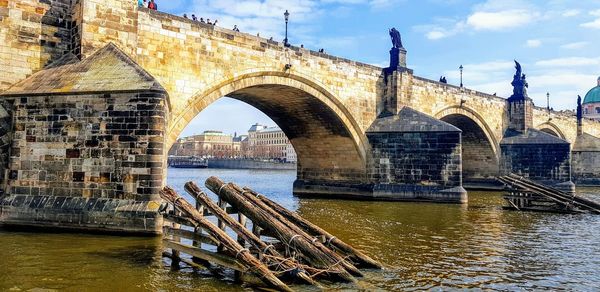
xmin=540 ymin=128 xmax=559 ymax=137
xmin=228 ymin=85 xmax=366 ymax=182
xmin=440 ymin=114 xmax=499 ymax=184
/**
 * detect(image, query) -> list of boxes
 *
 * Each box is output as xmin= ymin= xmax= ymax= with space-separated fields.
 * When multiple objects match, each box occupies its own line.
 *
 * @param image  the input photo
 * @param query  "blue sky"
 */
xmin=163 ymin=0 xmax=600 ymax=137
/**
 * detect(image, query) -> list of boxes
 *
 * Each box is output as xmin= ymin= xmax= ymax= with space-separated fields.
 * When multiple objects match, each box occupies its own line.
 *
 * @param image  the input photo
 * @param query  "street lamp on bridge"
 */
xmin=459 ymin=65 xmax=464 ymax=87
xmin=283 ymin=10 xmax=290 ymax=47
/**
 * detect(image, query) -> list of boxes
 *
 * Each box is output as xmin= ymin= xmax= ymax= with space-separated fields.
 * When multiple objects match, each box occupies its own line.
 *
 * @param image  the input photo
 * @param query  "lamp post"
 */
xmin=547 ymin=92 xmax=551 ymax=120
xmin=283 ymin=10 xmax=290 ymax=47
xmin=459 ymin=65 xmax=464 ymax=87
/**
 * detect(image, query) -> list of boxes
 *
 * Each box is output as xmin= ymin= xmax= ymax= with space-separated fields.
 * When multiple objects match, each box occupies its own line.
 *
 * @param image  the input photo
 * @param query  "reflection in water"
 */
xmin=0 ymin=168 xmax=599 ymax=291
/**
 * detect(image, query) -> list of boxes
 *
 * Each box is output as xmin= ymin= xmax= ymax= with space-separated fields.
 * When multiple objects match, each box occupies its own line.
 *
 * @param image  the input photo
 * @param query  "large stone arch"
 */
xmin=435 ymin=106 xmax=500 ymax=187
xmin=167 ymin=71 xmax=370 ymax=185
xmin=536 ymin=122 xmax=566 ymax=140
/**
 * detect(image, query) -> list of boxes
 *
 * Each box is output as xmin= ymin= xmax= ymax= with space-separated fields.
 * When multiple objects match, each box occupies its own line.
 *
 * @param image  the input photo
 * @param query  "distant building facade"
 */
xmin=169 ymin=124 xmax=297 ymax=162
xmin=247 ymin=123 xmax=296 ymax=162
xmin=169 ymin=130 xmax=241 ymax=158
xmin=583 ymin=76 xmax=600 ymax=120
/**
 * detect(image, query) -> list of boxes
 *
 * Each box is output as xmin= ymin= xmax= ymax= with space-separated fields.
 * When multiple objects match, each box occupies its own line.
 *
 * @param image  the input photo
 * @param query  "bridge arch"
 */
xmin=536 ymin=122 xmax=566 ymax=139
xmin=167 ymin=71 xmax=370 ymax=183
xmin=435 ymin=106 xmax=500 ymax=187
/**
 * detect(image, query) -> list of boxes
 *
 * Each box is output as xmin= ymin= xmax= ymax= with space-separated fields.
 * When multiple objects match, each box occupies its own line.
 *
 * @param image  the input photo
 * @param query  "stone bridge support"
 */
xmin=0 ymin=100 xmax=12 ymax=192
xmin=0 ymin=45 xmax=166 ymax=234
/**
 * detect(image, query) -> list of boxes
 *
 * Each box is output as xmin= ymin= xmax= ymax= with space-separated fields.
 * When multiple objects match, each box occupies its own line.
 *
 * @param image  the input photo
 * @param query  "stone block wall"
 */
xmin=572 ymin=151 xmax=600 ymax=185
xmin=0 ymin=100 xmax=12 ymax=190
xmin=500 ymin=143 xmax=571 ymax=183
xmin=0 ymin=90 xmax=168 ymax=234
xmin=0 ymin=0 xmax=79 ymax=90
xmin=80 ymin=0 xmax=138 ymax=57
xmin=367 ymin=131 xmax=464 ymax=202
xmin=508 ymin=99 xmax=533 ymax=131
xmin=7 ymin=91 xmax=167 ymax=200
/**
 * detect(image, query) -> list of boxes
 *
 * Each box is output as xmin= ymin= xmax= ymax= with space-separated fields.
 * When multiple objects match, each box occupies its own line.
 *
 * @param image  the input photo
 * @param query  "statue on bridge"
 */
xmin=511 ymin=60 xmax=529 ymax=98
xmin=389 ymin=28 xmax=403 ymax=49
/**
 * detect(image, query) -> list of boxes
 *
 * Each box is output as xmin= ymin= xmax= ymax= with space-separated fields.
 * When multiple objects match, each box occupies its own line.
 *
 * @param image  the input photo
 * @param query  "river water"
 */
xmin=1 ymin=168 xmax=599 ymax=291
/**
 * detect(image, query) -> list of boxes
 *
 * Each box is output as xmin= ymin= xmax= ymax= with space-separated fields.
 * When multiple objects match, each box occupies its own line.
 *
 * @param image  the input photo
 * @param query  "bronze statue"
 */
xmin=389 ymin=28 xmax=403 ymax=49
xmin=511 ymin=60 xmax=528 ymax=97
xmin=577 ymin=95 xmax=582 ymax=122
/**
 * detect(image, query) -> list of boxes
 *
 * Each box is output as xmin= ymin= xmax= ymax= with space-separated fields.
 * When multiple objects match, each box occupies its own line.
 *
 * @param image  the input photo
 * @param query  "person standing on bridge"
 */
xmin=148 ymin=0 xmax=157 ymax=10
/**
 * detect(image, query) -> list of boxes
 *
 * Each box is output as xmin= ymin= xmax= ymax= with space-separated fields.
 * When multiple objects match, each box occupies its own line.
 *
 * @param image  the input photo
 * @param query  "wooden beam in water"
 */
xmin=163 ymin=239 xmax=245 ymax=271
xmin=164 ymin=226 xmax=218 ymax=246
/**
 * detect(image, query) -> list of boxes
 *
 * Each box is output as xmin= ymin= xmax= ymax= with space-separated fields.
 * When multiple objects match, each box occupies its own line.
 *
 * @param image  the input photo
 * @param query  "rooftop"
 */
xmin=583 ymin=77 xmax=600 ymax=105
xmin=1 ymin=43 xmax=165 ymax=96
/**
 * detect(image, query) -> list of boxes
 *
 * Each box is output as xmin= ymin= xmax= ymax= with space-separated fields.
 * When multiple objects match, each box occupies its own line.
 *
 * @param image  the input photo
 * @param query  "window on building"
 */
xmin=596 ymin=107 xmax=600 ymax=114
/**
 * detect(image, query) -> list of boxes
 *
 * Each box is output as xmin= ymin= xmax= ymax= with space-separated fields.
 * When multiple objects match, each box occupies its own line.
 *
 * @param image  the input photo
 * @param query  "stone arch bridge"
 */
xmin=1 ymin=0 xmax=599 ymax=234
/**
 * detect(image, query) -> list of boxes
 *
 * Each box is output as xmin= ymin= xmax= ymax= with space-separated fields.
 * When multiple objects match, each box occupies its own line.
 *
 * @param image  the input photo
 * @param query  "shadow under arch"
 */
xmin=536 ymin=122 xmax=566 ymax=140
xmin=167 ymin=70 xmax=370 ymax=187
xmin=435 ymin=106 xmax=500 ymax=188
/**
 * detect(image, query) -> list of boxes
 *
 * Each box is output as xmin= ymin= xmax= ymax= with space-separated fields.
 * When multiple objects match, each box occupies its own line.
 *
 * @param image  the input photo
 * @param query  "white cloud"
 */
xmin=581 ymin=9 xmax=600 ymax=29
xmin=535 ymin=57 xmax=600 ymax=67
xmin=581 ymin=18 xmax=600 ymax=29
xmin=415 ymin=0 xmax=541 ymax=39
xmin=525 ymin=39 xmax=542 ymax=48
xmin=560 ymin=41 xmax=588 ymax=50
xmin=414 ymin=20 xmax=466 ymax=40
xmin=443 ymin=60 xmax=514 ymax=84
xmin=426 ymin=31 xmax=447 ymax=40
xmin=562 ymin=9 xmax=580 ymax=17
xmin=467 ymin=9 xmax=534 ymax=31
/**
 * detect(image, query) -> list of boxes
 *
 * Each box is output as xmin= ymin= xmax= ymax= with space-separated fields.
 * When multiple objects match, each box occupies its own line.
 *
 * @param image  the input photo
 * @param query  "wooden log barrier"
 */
xmin=229 ymin=183 xmax=363 ymax=277
xmin=242 ymin=186 xmax=383 ymax=269
xmin=160 ymin=186 xmax=293 ymax=292
xmin=184 ymin=181 xmax=319 ymax=286
xmin=205 ymin=176 xmax=357 ymax=283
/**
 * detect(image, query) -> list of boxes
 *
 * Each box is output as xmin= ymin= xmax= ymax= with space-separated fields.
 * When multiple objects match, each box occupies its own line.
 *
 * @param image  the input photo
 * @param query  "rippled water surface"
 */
xmin=1 ymin=168 xmax=599 ymax=291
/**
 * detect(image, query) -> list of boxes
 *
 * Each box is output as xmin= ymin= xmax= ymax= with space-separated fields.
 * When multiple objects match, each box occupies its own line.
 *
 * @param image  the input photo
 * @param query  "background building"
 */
xmin=169 ymin=130 xmax=241 ymax=158
xmin=583 ymin=76 xmax=600 ymax=120
xmin=169 ymin=124 xmax=297 ymax=162
xmin=247 ymin=123 xmax=296 ymax=162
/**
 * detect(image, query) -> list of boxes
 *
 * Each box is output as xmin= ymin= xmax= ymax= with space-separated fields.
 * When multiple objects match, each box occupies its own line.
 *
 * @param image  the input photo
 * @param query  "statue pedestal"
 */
xmin=389 ymin=47 xmax=407 ymax=68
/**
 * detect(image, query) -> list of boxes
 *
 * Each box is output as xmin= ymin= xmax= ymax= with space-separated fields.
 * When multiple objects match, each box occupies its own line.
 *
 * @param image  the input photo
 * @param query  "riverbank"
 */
xmin=206 ymin=158 xmax=296 ymax=170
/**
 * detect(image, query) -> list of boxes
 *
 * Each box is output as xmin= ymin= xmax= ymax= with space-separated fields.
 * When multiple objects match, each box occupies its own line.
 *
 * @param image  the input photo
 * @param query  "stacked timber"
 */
xmin=159 ymin=176 xmax=383 ymax=291
xmin=498 ymin=174 xmax=600 ymax=214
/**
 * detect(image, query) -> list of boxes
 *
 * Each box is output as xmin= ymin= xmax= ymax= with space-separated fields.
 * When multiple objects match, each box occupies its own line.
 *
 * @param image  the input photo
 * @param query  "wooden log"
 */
xmin=499 ymin=175 xmax=600 ymax=213
xmin=205 ymin=176 xmax=357 ymax=282
xmin=163 ymin=250 xmax=212 ymax=270
xmin=229 ymin=183 xmax=362 ymax=277
xmin=184 ymin=182 xmax=320 ymax=286
xmin=243 ymin=186 xmax=383 ymax=269
xmin=170 ymin=210 xmax=182 ymax=270
xmin=163 ymin=213 xmax=198 ymax=228
xmin=163 ymin=226 xmax=217 ymax=246
xmin=160 ymin=186 xmax=293 ymax=292
xmin=163 ymin=239 xmax=244 ymax=271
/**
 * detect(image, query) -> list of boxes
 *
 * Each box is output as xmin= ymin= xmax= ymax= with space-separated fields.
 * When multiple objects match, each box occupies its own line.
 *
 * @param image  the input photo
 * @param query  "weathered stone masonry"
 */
xmin=367 ymin=107 xmax=465 ymax=202
xmin=0 ymin=44 xmax=167 ymax=234
xmin=0 ymin=0 xmax=81 ymax=90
